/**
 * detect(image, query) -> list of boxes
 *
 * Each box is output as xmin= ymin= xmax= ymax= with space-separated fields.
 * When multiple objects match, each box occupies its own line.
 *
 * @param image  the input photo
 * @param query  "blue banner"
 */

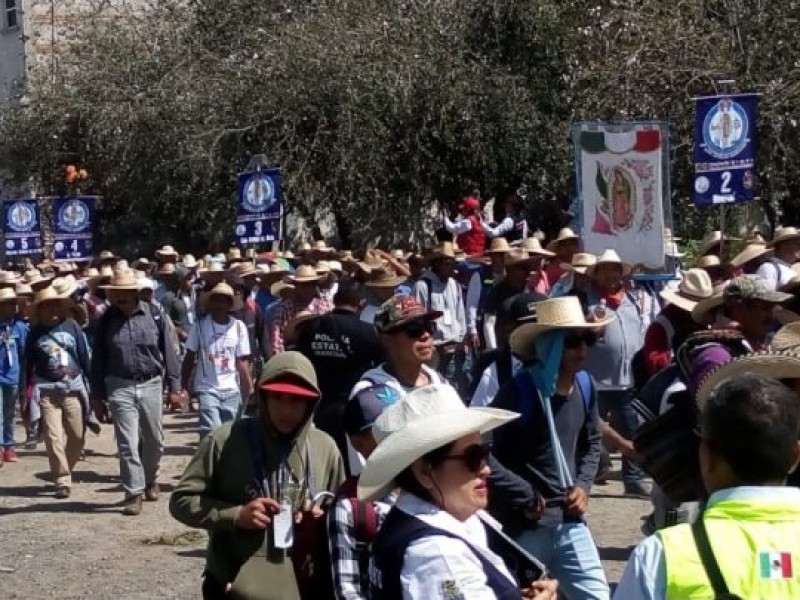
xmin=235 ymin=168 xmax=282 ymax=246
xmin=52 ymin=196 xmax=96 ymax=260
xmin=3 ymin=199 xmax=42 ymax=257
xmin=693 ymin=94 xmax=759 ymax=207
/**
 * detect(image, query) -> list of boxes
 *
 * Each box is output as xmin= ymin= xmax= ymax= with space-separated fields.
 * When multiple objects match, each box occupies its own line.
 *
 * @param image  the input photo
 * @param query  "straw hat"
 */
xmin=230 ymin=261 xmax=259 ymax=280
xmin=270 ymin=279 xmax=295 ymax=298
xmin=315 ymin=261 xmax=332 ymax=275
xmin=99 ymin=268 xmax=140 ymax=290
xmin=773 ymin=322 xmax=800 ymax=353
xmin=510 ymin=296 xmax=614 ymax=361
xmin=207 ymin=282 xmax=235 ymax=299
xmin=52 ymin=276 xmax=78 ymax=298
xmin=586 ymin=249 xmax=632 ymax=278
xmin=88 ymin=265 xmax=114 ymax=289
xmin=288 ymin=264 xmax=322 ymax=284
xmin=311 ymin=240 xmax=336 ymax=256
xmin=696 ymin=254 xmax=722 ymax=269
xmin=561 ymin=253 xmax=597 ymax=275
xmin=769 ymin=226 xmax=800 ymax=248
xmin=197 ymin=282 xmax=244 ymax=312
xmin=15 ymin=283 xmax=33 ymax=297
xmin=339 ymin=250 xmax=357 ymax=263
xmin=522 ymin=237 xmax=555 ymax=258
xmin=366 ymin=268 xmax=406 ymax=289
xmin=226 ymin=247 xmax=246 ymax=264
xmin=692 ymin=276 xmax=792 ymax=325
xmin=731 ymin=242 xmax=772 ymax=268
xmin=699 ymin=231 xmax=739 ymax=256
xmin=181 ymin=254 xmax=199 ymax=269
xmin=659 ymin=269 xmax=714 ymax=313
xmin=155 ymin=245 xmax=179 ymax=258
xmin=32 ymin=285 xmax=73 ymax=307
xmin=0 ymin=271 xmax=20 ymax=286
xmin=427 ymin=241 xmax=457 ymax=261
xmin=198 ymin=261 xmax=226 ymax=277
xmin=546 ymin=227 xmax=580 ymax=252
xmin=257 ymin=263 xmax=289 ymax=281
xmin=132 ymin=257 xmax=151 ymax=271
xmin=357 ymin=384 xmax=518 ymax=501
xmin=504 ymin=249 xmax=536 ymax=270
xmin=24 ymin=268 xmax=53 ymax=287
xmin=0 ymin=288 xmax=17 ymax=302
xmin=328 ymin=260 xmax=343 ymax=273
xmin=98 ymin=250 xmax=117 ymax=262
xmin=157 ymin=262 xmax=177 ymax=276
xmin=483 ymin=238 xmax=513 ymax=256
xmin=696 ymin=351 xmax=800 ymax=409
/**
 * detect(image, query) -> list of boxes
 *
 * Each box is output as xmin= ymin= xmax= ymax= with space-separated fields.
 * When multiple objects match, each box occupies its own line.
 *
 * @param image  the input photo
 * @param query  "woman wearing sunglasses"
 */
xmin=359 ymin=383 xmax=559 ymax=599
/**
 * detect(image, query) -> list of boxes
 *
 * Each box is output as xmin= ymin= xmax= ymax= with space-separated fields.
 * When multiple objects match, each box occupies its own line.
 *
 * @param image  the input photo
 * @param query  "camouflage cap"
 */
xmin=723 ymin=276 xmax=792 ymax=305
xmin=374 ymin=296 xmax=442 ymax=333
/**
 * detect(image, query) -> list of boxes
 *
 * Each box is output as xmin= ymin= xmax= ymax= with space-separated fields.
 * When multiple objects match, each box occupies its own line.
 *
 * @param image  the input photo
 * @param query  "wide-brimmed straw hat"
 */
xmin=88 ymin=265 xmax=114 ymax=289
xmin=561 ymin=253 xmax=597 ymax=275
xmin=155 ymin=244 xmax=179 ymax=258
xmin=427 ymin=241 xmax=457 ymax=261
xmin=522 ymin=237 xmax=555 ymax=258
xmin=52 ymin=276 xmax=78 ymax=298
xmin=769 ymin=226 xmax=800 ymax=248
xmin=0 ymin=288 xmax=17 ymax=302
xmin=357 ymin=384 xmax=518 ymax=501
xmin=660 ymin=269 xmax=714 ymax=313
xmin=198 ymin=261 xmax=226 ymax=278
xmin=366 ymin=268 xmax=406 ymax=289
xmin=24 ymin=268 xmax=53 ymax=288
xmin=270 ymin=279 xmax=295 ymax=298
xmin=731 ymin=242 xmax=772 ymax=268
xmin=510 ymin=296 xmax=614 ymax=361
xmin=586 ymin=249 xmax=632 ymax=278
xmin=505 ymin=249 xmax=536 ymax=270
xmin=181 ymin=254 xmax=199 ymax=269
xmin=197 ymin=282 xmax=244 ymax=312
xmin=14 ymin=284 xmax=33 ymax=297
xmin=32 ymin=285 xmax=73 ymax=307
xmin=0 ymin=271 xmax=20 ymax=286
xmin=546 ymin=227 xmax=580 ymax=252
xmin=696 ymin=351 xmax=800 ymax=408
xmin=483 ymin=238 xmax=513 ymax=256
xmin=315 ymin=261 xmax=332 ymax=275
xmin=696 ymin=254 xmax=722 ymax=269
xmin=230 ymin=261 xmax=260 ymax=281
xmin=99 ymin=268 xmax=140 ymax=290
xmin=773 ymin=322 xmax=800 ymax=353
xmin=288 ymin=264 xmax=322 ymax=284
xmin=700 ymin=231 xmax=739 ymax=256
xmin=257 ymin=263 xmax=289 ymax=282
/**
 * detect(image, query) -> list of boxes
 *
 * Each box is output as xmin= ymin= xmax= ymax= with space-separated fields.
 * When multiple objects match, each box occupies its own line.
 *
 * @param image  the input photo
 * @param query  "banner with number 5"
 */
xmin=693 ymin=93 xmax=759 ymax=207
xmin=52 ymin=196 xmax=96 ymax=261
xmin=235 ymin=168 xmax=282 ymax=246
xmin=3 ymin=198 xmax=43 ymax=257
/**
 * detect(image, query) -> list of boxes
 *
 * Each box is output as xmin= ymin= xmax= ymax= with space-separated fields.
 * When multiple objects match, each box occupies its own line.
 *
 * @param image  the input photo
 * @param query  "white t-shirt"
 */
xmin=185 ymin=315 xmax=250 ymax=393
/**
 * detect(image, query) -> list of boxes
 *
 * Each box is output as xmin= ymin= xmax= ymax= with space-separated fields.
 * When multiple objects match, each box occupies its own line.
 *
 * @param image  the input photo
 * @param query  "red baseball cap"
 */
xmin=260 ymin=380 xmax=319 ymax=398
xmin=460 ymin=197 xmax=480 ymax=211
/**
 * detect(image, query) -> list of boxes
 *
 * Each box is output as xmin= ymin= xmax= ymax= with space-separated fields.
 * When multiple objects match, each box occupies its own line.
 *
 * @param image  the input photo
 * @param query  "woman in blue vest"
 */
xmin=358 ymin=383 xmax=559 ymax=599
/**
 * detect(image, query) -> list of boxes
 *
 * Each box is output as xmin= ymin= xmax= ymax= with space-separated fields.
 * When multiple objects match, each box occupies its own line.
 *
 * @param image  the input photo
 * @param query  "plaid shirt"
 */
xmin=270 ymin=296 xmax=333 ymax=353
xmin=328 ymin=485 xmax=394 ymax=600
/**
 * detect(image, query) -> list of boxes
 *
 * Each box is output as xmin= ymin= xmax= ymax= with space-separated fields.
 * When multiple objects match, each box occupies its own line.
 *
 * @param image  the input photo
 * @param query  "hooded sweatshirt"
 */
xmin=170 ymin=362 xmax=345 ymax=600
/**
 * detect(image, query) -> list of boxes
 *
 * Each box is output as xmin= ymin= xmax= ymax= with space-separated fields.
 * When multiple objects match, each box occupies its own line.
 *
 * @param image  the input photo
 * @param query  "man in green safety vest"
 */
xmin=615 ymin=371 xmax=800 ymax=599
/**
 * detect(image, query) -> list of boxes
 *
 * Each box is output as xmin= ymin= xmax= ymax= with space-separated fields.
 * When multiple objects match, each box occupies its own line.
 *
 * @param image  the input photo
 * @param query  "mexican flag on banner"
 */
xmin=760 ymin=551 xmax=793 ymax=580
xmin=572 ymin=123 xmax=667 ymax=268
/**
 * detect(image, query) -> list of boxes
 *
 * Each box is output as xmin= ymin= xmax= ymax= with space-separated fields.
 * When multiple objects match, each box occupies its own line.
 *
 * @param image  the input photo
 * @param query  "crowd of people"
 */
xmin=5 ymin=196 xmax=800 ymax=599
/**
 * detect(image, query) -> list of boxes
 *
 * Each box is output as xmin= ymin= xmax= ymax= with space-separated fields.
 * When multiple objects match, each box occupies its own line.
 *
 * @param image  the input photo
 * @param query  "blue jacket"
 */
xmin=0 ymin=318 xmax=28 ymax=386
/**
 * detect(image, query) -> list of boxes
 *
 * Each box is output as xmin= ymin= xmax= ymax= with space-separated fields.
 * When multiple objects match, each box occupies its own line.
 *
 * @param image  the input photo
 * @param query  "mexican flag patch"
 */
xmin=759 ymin=551 xmax=793 ymax=580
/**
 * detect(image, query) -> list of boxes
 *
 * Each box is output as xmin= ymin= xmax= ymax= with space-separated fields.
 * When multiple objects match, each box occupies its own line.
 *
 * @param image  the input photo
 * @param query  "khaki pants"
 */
xmin=41 ymin=392 xmax=84 ymax=488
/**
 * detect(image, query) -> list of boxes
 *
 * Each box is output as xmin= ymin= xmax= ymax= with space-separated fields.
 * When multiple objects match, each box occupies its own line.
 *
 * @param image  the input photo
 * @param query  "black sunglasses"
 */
xmin=440 ymin=443 xmax=491 ymax=473
xmin=564 ymin=331 xmax=597 ymax=348
xmin=394 ymin=319 xmax=435 ymax=340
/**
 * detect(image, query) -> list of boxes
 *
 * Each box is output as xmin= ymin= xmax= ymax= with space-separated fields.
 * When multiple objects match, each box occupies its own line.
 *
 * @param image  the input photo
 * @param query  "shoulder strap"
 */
xmin=348 ymin=497 xmax=379 ymax=544
xmin=691 ymin=518 xmax=742 ymax=599
xmin=575 ymin=370 xmax=593 ymax=414
xmin=496 ymin=350 xmax=513 ymax=389
xmin=513 ymin=369 xmax=537 ymax=423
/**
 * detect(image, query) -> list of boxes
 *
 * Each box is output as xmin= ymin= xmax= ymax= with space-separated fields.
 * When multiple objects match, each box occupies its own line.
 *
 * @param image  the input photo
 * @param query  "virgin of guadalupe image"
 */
xmin=246 ymin=175 xmax=267 ymax=208
xmin=591 ymin=165 xmax=636 ymax=235
xmin=8 ymin=203 xmax=32 ymax=230
xmin=63 ymin=200 xmax=87 ymax=229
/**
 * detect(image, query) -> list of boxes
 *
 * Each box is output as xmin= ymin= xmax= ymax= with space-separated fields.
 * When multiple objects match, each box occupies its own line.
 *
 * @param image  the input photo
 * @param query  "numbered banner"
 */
xmin=693 ymin=93 xmax=759 ymax=207
xmin=3 ymin=199 xmax=42 ymax=257
xmin=572 ymin=121 xmax=670 ymax=268
xmin=52 ymin=196 xmax=96 ymax=261
xmin=235 ymin=168 xmax=282 ymax=246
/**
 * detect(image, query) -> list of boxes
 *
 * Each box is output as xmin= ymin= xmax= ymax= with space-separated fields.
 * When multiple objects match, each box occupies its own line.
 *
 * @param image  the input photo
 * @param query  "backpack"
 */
xmin=513 ymin=368 xmax=593 ymax=425
xmin=335 ymin=477 xmax=379 ymax=596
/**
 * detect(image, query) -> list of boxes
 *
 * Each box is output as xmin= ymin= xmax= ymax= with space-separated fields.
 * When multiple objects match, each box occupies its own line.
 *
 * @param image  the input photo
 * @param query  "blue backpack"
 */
xmin=513 ymin=369 xmax=593 ymax=424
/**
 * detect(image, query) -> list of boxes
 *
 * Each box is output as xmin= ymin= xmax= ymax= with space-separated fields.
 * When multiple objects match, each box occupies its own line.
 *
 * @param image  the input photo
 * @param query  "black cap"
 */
xmin=501 ymin=292 xmax=547 ymax=324
xmin=344 ymin=384 xmax=401 ymax=436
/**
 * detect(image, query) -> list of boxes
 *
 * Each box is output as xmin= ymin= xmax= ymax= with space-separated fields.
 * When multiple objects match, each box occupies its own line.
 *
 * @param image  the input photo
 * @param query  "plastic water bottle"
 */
xmin=593 ymin=298 xmax=607 ymax=321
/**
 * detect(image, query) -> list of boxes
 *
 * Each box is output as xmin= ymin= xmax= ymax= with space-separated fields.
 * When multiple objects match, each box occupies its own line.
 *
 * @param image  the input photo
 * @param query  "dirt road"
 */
xmin=0 ymin=413 xmax=649 ymax=598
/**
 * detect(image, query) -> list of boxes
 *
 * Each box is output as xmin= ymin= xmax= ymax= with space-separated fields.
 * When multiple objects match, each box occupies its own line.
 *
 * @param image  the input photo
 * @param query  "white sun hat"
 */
xmin=660 ymin=268 xmax=714 ymax=313
xmin=357 ymin=384 xmax=518 ymax=501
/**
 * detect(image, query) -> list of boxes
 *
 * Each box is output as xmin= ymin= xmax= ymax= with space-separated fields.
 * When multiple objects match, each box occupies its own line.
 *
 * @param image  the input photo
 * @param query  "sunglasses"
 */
xmin=440 ymin=443 xmax=491 ymax=473
xmin=395 ymin=320 xmax=435 ymax=340
xmin=564 ymin=331 xmax=597 ymax=348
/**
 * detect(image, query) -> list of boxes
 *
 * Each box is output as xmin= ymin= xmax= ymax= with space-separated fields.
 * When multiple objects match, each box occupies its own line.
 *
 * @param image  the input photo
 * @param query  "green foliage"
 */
xmin=1 ymin=0 xmax=799 ymax=253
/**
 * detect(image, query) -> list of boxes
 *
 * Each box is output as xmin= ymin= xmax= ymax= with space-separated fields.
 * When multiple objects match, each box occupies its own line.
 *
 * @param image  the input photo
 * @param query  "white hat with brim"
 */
xmin=522 ymin=238 xmax=555 ymax=258
xmin=99 ymin=269 xmax=140 ymax=290
xmin=659 ymin=269 xmax=714 ymax=313
xmin=546 ymin=227 xmax=580 ymax=252
xmin=560 ymin=253 xmax=597 ymax=275
xmin=155 ymin=245 xmax=179 ymax=258
xmin=731 ymin=243 xmax=773 ymax=268
xmin=696 ymin=352 xmax=800 ymax=409
xmin=769 ymin=227 xmax=800 ymax=248
xmin=270 ymin=280 xmax=295 ymax=298
xmin=366 ymin=269 xmax=406 ymax=289
xmin=288 ymin=265 xmax=322 ymax=284
xmin=586 ymin=249 xmax=632 ymax=279
xmin=357 ymin=384 xmax=518 ymax=501
xmin=509 ymin=296 xmax=614 ymax=361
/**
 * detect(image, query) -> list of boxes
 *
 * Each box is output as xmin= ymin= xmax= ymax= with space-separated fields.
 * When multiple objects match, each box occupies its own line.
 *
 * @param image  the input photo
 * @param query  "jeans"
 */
xmin=598 ymin=388 xmax=645 ymax=483
xmin=435 ymin=345 xmax=469 ymax=400
xmin=197 ymin=388 xmax=242 ymax=437
xmin=517 ymin=522 xmax=610 ymax=600
xmin=0 ymin=383 xmax=17 ymax=448
xmin=107 ymin=375 xmax=164 ymax=497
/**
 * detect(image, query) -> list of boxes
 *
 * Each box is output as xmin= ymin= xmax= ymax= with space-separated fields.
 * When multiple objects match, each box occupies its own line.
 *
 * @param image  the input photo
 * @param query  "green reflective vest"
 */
xmin=659 ymin=493 xmax=800 ymax=599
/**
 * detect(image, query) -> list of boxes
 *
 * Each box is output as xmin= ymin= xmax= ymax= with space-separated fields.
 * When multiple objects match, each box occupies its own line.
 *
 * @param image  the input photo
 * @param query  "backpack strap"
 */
xmin=513 ymin=369 xmax=537 ymax=423
xmin=575 ymin=370 xmax=593 ymax=414
xmin=691 ymin=517 xmax=743 ymax=599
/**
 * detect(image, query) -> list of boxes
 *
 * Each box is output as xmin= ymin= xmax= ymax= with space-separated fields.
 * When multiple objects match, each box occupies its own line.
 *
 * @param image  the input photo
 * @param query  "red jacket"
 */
xmin=457 ymin=214 xmax=485 ymax=255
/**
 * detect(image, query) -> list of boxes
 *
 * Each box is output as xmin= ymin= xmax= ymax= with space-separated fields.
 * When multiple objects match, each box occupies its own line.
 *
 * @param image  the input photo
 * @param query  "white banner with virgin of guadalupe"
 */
xmin=572 ymin=122 xmax=670 ymax=268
